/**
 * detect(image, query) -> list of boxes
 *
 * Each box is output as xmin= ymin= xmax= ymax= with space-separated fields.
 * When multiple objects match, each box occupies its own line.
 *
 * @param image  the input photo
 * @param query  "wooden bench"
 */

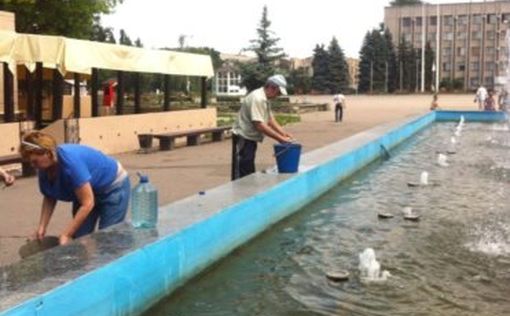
xmin=139 ymin=126 xmax=232 ymax=152
xmin=0 ymin=154 xmax=36 ymax=177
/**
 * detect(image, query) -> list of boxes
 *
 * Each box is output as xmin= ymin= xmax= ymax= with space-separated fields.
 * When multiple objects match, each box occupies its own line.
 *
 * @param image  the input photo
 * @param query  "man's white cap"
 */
xmin=267 ymin=74 xmax=288 ymax=95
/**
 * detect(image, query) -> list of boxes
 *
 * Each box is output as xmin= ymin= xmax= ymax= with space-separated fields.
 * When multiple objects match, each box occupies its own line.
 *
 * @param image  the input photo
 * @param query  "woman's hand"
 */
xmin=0 ymin=169 xmax=14 ymax=187
xmin=32 ymin=226 xmax=46 ymax=241
xmin=59 ymin=234 xmax=72 ymax=245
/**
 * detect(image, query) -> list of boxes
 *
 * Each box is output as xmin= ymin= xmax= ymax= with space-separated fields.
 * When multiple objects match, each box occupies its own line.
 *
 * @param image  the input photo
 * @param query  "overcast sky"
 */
xmin=102 ymin=0 xmax=481 ymax=59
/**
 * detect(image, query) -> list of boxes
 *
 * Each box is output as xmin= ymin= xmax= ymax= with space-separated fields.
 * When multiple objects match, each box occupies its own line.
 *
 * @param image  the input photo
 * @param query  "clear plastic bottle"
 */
xmin=131 ymin=173 xmax=158 ymax=228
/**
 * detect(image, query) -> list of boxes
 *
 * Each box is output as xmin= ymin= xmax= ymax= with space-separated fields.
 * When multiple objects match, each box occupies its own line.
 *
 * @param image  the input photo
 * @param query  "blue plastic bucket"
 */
xmin=274 ymin=143 xmax=302 ymax=173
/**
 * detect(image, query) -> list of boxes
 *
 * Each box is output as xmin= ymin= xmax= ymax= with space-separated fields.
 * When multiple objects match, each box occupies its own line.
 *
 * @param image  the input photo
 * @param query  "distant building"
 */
xmin=290 ymin=57 xmax=313 ymax=76
xmin=214 ymin=53 xmax=254 ymax=97
xmin=384 ymin=0 xmax=510 ymax=90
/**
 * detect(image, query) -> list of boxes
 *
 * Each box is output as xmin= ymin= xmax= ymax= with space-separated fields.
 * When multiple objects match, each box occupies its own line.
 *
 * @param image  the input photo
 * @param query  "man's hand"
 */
xmin=279 ymin=135 xmax=293 ymax=144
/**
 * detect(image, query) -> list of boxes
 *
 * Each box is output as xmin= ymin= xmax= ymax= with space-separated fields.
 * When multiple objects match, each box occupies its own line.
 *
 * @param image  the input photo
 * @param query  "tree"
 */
xmin=327 ymin=37 xmax=350 ymax=94
xmin=383 ymin=29 xmax=398 ymax=92
xmin=358 ymin=31 xmax=374 ymax=93
xmin=91 ymin=16 xmax=116 ymax=43
xmin=311 ymin=44 xmax=329 ymax=93
xmin=390 ymin=0 xmax=422 ymax=6
xmin=240 ymin=5 xmax=286 ymax=92
xmin=119 ymin=29 xmax=133 ymax=46
xmin=0 ymin=0 xmax=122 ymax=39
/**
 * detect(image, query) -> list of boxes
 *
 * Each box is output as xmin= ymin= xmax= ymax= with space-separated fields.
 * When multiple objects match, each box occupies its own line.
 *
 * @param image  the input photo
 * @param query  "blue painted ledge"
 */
xmin=1 ymin=110 xmax=506 ymax=316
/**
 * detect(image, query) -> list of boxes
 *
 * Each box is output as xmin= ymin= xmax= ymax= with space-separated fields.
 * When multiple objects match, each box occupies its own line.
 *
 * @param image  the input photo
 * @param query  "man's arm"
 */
xmin=253 ymin=121 xmax=292 ymax=143
xmin=268 ymin=116 xmax=293 ymax=139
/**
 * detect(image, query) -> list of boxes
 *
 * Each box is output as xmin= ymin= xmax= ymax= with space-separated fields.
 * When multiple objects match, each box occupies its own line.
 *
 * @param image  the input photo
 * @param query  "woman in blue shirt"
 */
xmin=20 ymin=132 xmax=130 ymax=245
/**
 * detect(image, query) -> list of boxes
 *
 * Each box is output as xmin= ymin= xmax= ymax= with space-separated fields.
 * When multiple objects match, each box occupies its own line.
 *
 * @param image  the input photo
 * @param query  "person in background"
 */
xmin=474 ymin=85 xmax=488 ymax=110
xmin=498 ymin=89 xmax=510 ymax=112
xmin=231 ymin=75 xmax=293 ymax=180
xmin=430 ymin=94 xmax=439 ymax=111
xmin=333 ymin=93 xmax=346 ymax=122
xmin=483 ymin=90 xmax=496 ymax=111
xmin=19 ymin=132 xmax=130 ymax=245
xmin=0 ymin=167 xmax=15 ymax=186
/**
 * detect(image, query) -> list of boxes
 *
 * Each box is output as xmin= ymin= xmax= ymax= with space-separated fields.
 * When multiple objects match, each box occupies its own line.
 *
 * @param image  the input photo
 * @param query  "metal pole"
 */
xmin=134 ymin=73 xmax=141 ymax=114
xmin=200 ymin=77 xmax=207 ymax=108
xmin=3 ymin=63 xmax=14 ymax=122
xmin=163 ymin=75 xmax=170 ymax=111
xmin=435 ymin=2 xmax=440 ymax=93
xmin=370 ymin=60 xmax=374 ymax=94
xmin=421 ymin=3 xmax=426 ymax=92
xmin=73 ymin=73 xmax=81 ymax=118
xmin=34 ymin=62 xmax=43 ymax=128
xmin=400 ymin=60 xmax=403 ymax=91
xmin=52 ymin=69 xmax=63 ymax=121
xmin=91 ymin=68 xmax=99 ymax=117
xmin=116 ymin=71 xmax=124 ymax=115
xmin=385 ymin=61 xmax=389 ymax=93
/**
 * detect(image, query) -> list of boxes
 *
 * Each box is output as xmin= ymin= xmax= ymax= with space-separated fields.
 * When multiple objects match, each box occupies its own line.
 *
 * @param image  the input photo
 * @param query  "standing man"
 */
xmin=333 ymin=93 xmax=346 ymax=122
xmin=231 ymin=75 xmax=293 ymax=180
xmin=474 ymin=85 xmax=488 ymax=110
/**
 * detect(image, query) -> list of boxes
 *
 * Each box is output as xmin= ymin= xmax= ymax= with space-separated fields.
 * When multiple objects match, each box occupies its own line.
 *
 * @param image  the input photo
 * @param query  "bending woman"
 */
xmin=20 ymin=132 xmax=130 ymax=245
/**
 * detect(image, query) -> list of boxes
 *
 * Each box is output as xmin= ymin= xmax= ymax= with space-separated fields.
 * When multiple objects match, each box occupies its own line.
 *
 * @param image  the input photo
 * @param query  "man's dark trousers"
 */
xmin=335 ymin=103 xmax=343 ymax=122
xmin=231 ymin=134 xmax=258 ymax=180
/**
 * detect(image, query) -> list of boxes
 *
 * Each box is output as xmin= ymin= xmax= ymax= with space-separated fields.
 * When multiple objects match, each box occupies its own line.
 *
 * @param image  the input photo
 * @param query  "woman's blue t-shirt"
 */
xmin=39 ymin=144 xmax=118 ymax=202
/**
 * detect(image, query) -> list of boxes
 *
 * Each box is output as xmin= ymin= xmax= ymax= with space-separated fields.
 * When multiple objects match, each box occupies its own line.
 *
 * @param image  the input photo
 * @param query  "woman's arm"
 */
xmin=35 ymin=196 xmax=57 ymax=240
xmin=60 ymin=182 xmax=95 ymax=245
xmin=0 ymin=168 xmax=14 ymax=186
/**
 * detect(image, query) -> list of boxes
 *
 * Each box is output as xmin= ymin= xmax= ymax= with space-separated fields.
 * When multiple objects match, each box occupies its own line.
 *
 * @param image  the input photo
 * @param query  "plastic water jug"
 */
xmin=131 ymin=173 xmax=158 ymax=228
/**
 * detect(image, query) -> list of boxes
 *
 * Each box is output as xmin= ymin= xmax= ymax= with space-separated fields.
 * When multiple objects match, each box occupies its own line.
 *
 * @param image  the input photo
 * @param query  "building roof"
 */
xmin=0 ymin=30 xmax=214 ymax=77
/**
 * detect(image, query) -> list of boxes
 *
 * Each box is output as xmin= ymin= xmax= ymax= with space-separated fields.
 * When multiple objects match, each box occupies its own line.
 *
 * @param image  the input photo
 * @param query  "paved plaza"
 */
xmin=0 ymin=94 xmax=474 ymax=266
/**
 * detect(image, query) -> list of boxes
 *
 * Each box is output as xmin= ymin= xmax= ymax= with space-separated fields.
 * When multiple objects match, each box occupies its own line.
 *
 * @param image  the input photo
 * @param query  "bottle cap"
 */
xmin=137 ymin=172 xmax=149 ymax=183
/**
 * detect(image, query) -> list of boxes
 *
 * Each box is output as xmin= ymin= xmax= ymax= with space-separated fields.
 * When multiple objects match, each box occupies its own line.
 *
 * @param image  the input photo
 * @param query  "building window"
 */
xmin=472 ymin=14 xmax=482 ymax=24
xmin=457 ymin=47 xmax=465 ymax=56
xmin=487 ymin=14 xmax=497 ymax=24
xmin=471 ymin=31 xmax=482 ymax=40
xmin=443 ymin=63 xmax=452 ymax=71
xmin=485 ymin=77 xmax=494 ymax=86
xmin=471 ymin=47 xmax=481 ymax=57
xmin=444 ymin=32 xmax=454 ymax=41
xmin=430 ymin=16 xmax=437 ymax=26
xmin=471 ymin=62 xmax=480 ymax=71
xmin=485 ymin=62 xmax=495 ymax=72
xmin=458 ymin=64 xmax=466 ymax=72
xmin=458 ymin=15 xmax=468 ymax=25
xmin=503 ymin=13 xmax=510 ymax=24
xmin=444 ymin=15 xmax=453 ymax=26
xmin=470 ymin=77 xmax=480 ymax=87
xmin=416 ymin=17 xmax=422 ymax=27
xmin=457 ymin=31 xmax=467 ymax=40
xmin=427 ymin=32 xmax=437 ymax=41
xmin=443 ymin=47 xmax=452 ymax=56
xmin=404 ymin=33 xmax=412 ymax=42
xmin=403 ymin=17 xmax=412 ymax=27
xmin=486 ymin=47 xmax=495 ymax=58
xmin=486 ymin=31 xmax=495 ymax=40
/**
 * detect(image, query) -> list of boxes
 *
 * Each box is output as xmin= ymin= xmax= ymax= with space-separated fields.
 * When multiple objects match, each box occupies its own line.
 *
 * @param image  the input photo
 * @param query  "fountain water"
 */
xmin=437 ymin=153 xmax=449 ymax=167
xmin=358 ymin=248 xmax=390 ymax=282
xmin=420 ymin=171 xmax=429 ymax=185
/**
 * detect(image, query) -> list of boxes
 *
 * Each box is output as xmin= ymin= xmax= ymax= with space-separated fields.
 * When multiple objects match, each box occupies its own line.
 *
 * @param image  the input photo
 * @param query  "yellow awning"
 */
xmin=0 ymin=30 xmax=214 ymax=77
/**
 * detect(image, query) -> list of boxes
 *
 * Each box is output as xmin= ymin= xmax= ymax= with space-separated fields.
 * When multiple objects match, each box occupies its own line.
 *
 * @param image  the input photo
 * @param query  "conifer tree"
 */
xmin=240 ymin=6 xmax=285 ymax=92
xmin=327 ymin=37 xmax=350 ymax=94
xmin=311 ymin=44 xmax=329 ymax=93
